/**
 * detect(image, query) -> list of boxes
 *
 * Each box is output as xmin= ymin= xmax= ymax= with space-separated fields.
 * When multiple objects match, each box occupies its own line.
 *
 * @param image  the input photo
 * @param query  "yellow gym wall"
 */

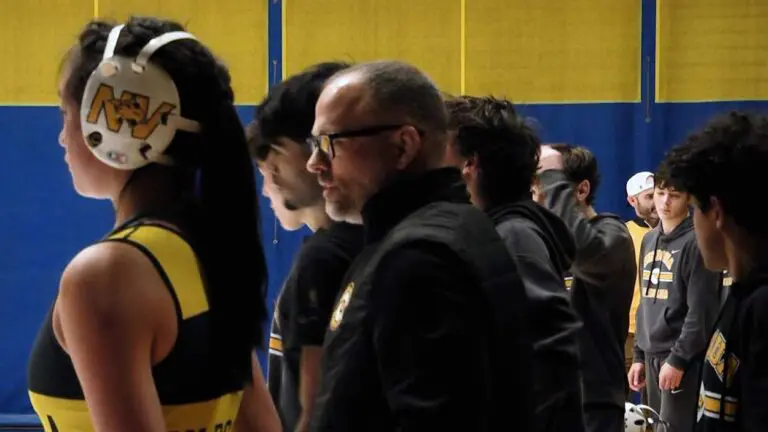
xmin=284 ymin=0 xmax=642 ymax=103
xmin=656 ymin=0 xmax=768 ymax=102
xmin=0 ymin=0 xmax=268 ymax=105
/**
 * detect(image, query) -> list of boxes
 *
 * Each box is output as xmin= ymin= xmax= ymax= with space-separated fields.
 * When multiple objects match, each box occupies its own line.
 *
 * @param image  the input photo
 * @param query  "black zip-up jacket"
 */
xmin=309 ymin=168 xmax=534 ymax=432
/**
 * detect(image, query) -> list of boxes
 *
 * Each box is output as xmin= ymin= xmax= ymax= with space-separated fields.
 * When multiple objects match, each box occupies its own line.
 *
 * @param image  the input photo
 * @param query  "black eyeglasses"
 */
xmin=306 ymin=124 xmax=406 ymax=159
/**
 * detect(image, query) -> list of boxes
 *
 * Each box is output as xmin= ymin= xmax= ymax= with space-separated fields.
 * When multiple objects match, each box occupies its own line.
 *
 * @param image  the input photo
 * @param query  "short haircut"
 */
xmin=549 ymin=143 xmax=601 ymax=206
xmin=250 ymin=61 xmax=351 ymax=161
xmin=661 ymin=110 xmax=768 ymax=237
xmin=335 ymin=60 xmax=449 ymax=136
xmin=446 ymin=95 xmax=540 ymax=205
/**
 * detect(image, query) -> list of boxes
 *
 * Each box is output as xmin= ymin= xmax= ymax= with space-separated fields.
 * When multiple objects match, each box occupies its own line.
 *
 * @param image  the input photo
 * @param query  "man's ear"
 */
xmin=575 ymin=179 xmax=591 ymax=204
xmin=710 ymin=196 xmax=724 ymax=230
xmin=394 ymin=125 xmax=422 ymax=170
xmin=461 ymin=154 xmax=478 ymax=179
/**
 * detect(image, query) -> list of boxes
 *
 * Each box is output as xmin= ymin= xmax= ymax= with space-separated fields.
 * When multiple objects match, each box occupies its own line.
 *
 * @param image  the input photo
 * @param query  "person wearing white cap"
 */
xmin=624 ymin=171 xmax=659 ymax=402
xmin=627 ymin=171 xmax=659 ymax=229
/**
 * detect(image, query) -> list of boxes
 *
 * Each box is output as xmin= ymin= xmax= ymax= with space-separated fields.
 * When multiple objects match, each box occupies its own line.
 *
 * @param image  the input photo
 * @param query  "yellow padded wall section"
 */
xmin=656 ymin=0 xmax=768 ymax=102
xmin=0 ymin=0 xmax=93 ymax=104
xmin=99 ymin=0 xmax=268 ymax=104
xmin=465 ymin=0 xmax=641 ymax=103
xmin=284 ymin=0 xmax=461 ymax=95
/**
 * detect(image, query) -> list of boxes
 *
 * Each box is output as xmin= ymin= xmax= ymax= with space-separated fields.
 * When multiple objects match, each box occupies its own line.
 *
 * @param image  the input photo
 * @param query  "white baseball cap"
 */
xmin=626 ymin=171 xmax=655 ymax=197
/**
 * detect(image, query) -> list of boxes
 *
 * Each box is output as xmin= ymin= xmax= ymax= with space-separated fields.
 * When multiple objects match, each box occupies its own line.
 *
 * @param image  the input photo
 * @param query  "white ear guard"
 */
xmin=80 ymin=24 xmax=201 ymax=170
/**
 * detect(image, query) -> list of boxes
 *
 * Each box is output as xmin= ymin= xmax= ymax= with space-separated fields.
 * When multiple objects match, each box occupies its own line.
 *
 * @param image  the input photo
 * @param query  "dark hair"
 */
xmin=336 ymin=60 xmax=449 ymax=138
xmin=249 ymin=62 xmax=351 ymax=161
xmin=661 ymin=111 xmax=768 ymax=237
xmin=549 ymin=143 xmax=601 ymax=206
xmin=63 ymin=17 xmax=267 ymax=382
xmin=653 ymin=159 xmax=675 ymax=191
xmin=446 ymin=95 xmax=540 ymax=205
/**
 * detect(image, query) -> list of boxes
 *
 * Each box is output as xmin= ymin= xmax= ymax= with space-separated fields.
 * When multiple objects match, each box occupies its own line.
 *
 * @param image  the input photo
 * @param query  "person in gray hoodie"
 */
xmin=445 ymin=96 xmax=583 ymax=432
xmin=628 ymin=164 xmax=724 ymax=432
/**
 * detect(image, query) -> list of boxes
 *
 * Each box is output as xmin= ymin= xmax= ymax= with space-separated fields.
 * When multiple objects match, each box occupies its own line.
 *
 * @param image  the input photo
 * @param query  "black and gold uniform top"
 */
xmin=27 ymin=221 xmax=244 ymax=432
xmin=696 ymin=269 xmax=768 ymax=432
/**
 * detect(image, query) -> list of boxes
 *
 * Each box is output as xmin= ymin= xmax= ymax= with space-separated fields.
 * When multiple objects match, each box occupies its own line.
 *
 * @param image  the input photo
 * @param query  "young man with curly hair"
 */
xmin=658 ymin=111 xmax=768 ymax=431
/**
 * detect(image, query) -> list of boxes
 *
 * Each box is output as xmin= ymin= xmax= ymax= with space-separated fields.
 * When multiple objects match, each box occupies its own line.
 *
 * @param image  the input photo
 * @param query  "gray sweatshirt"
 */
xmin=632 ymin=217 xmax=723 ymax=370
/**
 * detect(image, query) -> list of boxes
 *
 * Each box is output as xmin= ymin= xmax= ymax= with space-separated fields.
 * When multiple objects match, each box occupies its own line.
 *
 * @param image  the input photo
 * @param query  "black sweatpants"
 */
xmin=645 ymin=354 xmax=701 ymax=432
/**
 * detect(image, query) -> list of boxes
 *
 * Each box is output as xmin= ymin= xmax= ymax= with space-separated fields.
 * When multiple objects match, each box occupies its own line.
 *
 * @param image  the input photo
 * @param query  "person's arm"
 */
xmin=633 ymin=233 xmax=649 ymax=364
xmin=666 ymin=242 xmax=722 ymax=371
xmin=500 ymin=223 xmax=580 ymax=354
xmin=56 ymin=243 xmax=170 ymax=432
xmin=740 ymin=290 xmax=768 ymax=431
xmin=370 ymin=244 xmax=492 ymax=431
xmin=234 ymin=353 xmax=281 ymax=432
xmin=538 ymin=169 xmax=633 ymax=284
xmin=287 ymin=245 xmax=351 ymax=432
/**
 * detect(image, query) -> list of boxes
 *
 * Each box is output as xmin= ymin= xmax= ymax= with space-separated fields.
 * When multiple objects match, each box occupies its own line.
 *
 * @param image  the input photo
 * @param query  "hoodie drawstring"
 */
xmin=645 ymin=234 xmax=662 ymax=303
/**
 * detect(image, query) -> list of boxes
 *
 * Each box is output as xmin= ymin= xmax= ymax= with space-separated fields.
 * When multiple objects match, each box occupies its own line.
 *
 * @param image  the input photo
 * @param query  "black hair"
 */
xmin=661 ymin=110 xmax=768 ymax=237
xmin=549 ymin=143 xmax=601 ymax=206
xmin=446 ymin=95 xmax=540 ymax=205
xmin=63 ymin=17 xmax=268 ymax=383
xmin=653 ymin=159 xmax=675 ymax=191
xmin=249 ymin=62 xmax=351 ymax=161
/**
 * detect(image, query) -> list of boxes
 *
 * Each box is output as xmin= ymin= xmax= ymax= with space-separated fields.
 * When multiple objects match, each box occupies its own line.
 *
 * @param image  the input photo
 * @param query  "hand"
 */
xmin=627 ymin=362 xmax=646 ymax=391
xmin=658 ymin=362 xmax=684 ymax=391
xmin=538 ymin=145 xmax=564 ymax=173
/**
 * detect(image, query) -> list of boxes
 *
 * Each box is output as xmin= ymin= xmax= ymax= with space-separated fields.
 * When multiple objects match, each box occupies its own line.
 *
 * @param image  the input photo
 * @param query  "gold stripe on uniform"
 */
xmin=110 ymin=225 xmax=209 ymax=320
xmin=701 ymin=392 xmax=738 ymax=421
xmin=29 ymin=390 xmax=244 ymax=432
xmin=269 ymin=336 xmax=284 ymax=353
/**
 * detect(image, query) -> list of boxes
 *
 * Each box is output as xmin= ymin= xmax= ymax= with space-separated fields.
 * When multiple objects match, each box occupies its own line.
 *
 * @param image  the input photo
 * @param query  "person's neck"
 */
xmin=301 ymin=204 xmax=332 ymax=232
xmin=645 ymin=218 xmax=660 ymax=228
xmin=582 ymin=205 xmax=597 ymax=220
xmin=660 ymin=214 xmax=687 ymax=234
xmin=113 ymin=169 xmax=189 ymax=228
xmin=725 ymin=229 xmax=768 ymax=281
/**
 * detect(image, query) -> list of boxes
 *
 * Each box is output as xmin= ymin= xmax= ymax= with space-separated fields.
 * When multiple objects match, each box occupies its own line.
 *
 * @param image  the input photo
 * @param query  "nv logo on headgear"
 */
xmin=85 ymin=84 xmax=176 ymax=144
xmin=79 ymin=24 xmax=201 ymax=170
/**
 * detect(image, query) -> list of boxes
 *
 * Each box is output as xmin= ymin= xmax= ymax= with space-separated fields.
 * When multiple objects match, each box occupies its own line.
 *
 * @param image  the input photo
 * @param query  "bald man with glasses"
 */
xmin=304 ymin=61 xmax=535 ymax=432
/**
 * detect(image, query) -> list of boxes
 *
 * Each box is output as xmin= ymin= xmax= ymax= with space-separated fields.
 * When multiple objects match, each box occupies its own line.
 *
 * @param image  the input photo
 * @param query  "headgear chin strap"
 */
xmin=79 ymin=24 xmax=201 ymax=170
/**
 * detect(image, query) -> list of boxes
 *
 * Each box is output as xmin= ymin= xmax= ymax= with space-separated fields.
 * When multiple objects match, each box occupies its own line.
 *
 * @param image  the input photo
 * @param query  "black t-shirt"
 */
xmin=267 ymin=222 xmax=364 ymax=431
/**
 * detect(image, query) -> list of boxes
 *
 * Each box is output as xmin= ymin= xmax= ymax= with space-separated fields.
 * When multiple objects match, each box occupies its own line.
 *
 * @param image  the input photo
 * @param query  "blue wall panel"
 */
xmin=516 ymin=103 xmax=642 ymax=218
xmin=0 ymin=106 xmax=112 ymax=414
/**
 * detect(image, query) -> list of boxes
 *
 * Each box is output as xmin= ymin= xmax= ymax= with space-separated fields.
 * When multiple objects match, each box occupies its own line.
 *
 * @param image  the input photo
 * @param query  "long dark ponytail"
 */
xmin=64 ymin=16 xmax=268 ymax=383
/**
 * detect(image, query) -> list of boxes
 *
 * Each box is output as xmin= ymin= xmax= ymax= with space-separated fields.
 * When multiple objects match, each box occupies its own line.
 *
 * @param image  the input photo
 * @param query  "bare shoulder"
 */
xmin=56 ymin=240 xmax=172 ymax=350
xmin=61 ymin=241 xmax=166 ymax=308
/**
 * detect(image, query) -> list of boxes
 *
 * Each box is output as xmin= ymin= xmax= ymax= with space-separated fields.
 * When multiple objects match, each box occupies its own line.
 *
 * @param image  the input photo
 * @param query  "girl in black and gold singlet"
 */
xmin=27 ymin=17 xmax=280 ymax=432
